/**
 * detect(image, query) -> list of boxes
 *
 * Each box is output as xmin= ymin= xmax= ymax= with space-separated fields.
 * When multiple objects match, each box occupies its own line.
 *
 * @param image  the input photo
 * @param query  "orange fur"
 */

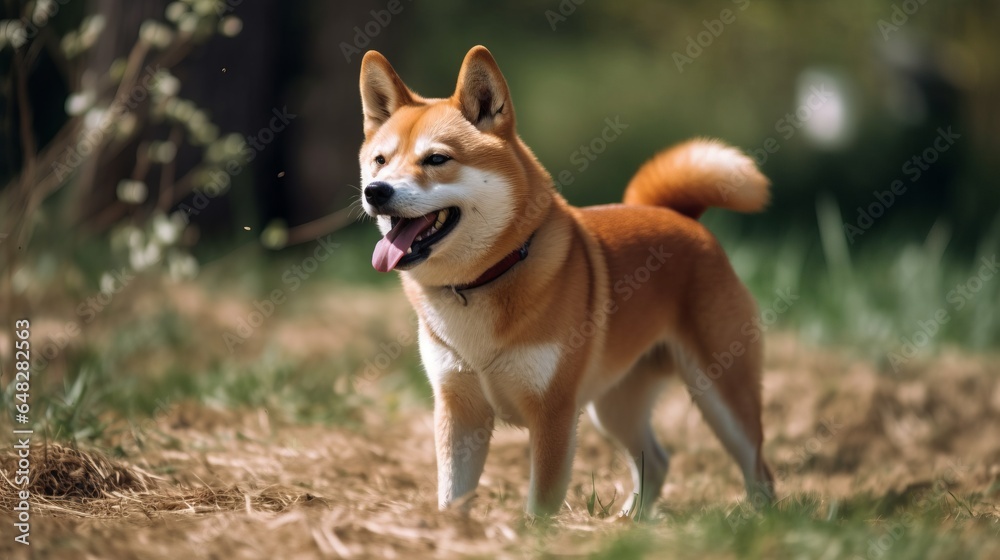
xmin=623 ymin=138 xmax=770 ymax=219
xmin=358 ymin=46 xmax=774 ymax=517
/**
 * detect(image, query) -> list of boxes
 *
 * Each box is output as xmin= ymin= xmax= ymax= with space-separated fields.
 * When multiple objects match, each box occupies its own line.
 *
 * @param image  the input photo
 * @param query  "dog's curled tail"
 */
xmin=622 ymin=139 xmax=769 ymax=220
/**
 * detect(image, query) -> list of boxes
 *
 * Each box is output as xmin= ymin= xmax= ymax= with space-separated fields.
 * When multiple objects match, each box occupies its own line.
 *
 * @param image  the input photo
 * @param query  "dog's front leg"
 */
xmin=526 ymin=402 xmax=579 ymax=516
xmin=420 ymin=329 xmax=493 ymax=510
xmin=433 ymin=382 xmax=494 ymax=510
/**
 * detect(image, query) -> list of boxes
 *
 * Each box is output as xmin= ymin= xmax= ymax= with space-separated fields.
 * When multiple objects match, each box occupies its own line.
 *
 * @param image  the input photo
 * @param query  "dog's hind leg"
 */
xmin=673 ymin=283 xmax=775 ymax=506
xmin=587 ymin=347 xmax=671 ymax=517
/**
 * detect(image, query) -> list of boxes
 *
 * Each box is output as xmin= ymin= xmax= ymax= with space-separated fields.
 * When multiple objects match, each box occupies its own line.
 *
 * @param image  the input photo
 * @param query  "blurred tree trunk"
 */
xmin=287 ymin=1 xmax=405 ymax=230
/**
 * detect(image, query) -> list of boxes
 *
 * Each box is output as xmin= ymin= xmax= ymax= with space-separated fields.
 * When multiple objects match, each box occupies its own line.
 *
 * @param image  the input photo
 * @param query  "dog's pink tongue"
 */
xmin=372 ymin=213 xmax=436 ymax=272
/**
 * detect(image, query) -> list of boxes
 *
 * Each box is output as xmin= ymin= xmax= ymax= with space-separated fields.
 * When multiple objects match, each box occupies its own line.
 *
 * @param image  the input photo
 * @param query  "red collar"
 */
xmin=452 ymin=236 xmax=532 ymax=292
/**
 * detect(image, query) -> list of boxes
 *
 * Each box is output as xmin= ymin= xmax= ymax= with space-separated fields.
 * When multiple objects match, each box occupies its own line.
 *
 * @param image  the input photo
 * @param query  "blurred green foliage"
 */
xmin=334 ymin=0 xmax=1000 ymax=352
xmin=378 ymin=1 xmax=997 ymax=244
xmin=4 ymin=0 xmax=999 ymax=354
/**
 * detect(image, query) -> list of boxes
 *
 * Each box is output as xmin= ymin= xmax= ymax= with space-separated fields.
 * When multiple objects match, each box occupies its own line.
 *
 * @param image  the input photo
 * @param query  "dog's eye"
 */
xmin=374 ymin=155 xmax=386 ymax=165
xmin=422 ymin=154 xmax=451 ymax=166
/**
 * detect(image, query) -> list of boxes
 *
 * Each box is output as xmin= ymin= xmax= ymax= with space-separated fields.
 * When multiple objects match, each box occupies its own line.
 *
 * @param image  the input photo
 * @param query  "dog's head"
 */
xmin=358 ymin=46 xmax=552 ymax=286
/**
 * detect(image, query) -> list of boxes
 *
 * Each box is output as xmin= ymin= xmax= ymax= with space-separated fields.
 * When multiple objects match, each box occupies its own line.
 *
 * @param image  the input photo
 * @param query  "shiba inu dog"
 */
xmin=358 ymin=46 xmax=775 ymax=517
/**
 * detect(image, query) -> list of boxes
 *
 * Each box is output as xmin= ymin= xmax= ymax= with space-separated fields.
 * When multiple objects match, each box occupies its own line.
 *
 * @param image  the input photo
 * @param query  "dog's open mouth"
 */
xmin=372 ymin=207 xmax=460 ymax=272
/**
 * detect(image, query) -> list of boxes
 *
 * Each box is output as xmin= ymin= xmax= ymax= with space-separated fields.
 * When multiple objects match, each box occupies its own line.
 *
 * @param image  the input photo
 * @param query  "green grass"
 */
xmin=585 ymin=490 xmax=997 ymax=559
xmin=18 ymin=355 xmax=358 ymax=447
xmin=705 ymin=200 xmax=1000 ymax=361
xmin=12 ymin=308 xmax=426 ymax=449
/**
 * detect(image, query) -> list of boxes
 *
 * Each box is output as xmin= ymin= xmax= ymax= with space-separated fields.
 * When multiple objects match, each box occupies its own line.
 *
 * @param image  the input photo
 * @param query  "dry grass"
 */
xmin=0 ymin=444 xmax=156 ymax=503
xmin=1 ymin=333 xmax=999 ymax=558
xmin=1 ymin=281 xmax=998 ymax=558
xmin=0 ymin=443 xmax=309 ymax=523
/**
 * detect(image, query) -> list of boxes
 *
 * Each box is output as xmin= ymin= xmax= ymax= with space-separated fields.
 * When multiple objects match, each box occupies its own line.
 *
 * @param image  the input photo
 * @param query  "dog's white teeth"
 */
xmin=406 ymin=247 xmax=412 ymax=254
xmin=430 ymin=209 xmax=448 ymax=230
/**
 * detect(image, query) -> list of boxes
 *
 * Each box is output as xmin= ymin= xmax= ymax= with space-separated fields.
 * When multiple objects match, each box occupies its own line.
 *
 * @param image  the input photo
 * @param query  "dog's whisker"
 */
xmin=472 ymin=206 xmax=490 ymax=227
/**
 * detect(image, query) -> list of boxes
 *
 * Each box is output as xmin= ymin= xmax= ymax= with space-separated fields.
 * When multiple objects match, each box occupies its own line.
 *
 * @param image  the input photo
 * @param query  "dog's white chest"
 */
xmin=420 ymin=296 xmax=561 ymax=423
xmin=473 ymin=343 xmax=562 ymax=423
xmin=420 ymin=294 xmax=500 ymax=368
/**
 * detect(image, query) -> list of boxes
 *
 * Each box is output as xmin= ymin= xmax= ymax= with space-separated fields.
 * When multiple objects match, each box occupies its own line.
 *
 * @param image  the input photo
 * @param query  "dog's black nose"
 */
xmin=364 ymin=182 xmax=394 ymax=207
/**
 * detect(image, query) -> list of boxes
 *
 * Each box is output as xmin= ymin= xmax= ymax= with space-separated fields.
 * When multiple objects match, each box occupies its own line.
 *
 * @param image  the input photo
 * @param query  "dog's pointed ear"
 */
xmin=454 ymin=46 xmax=514 ymax=135
xmin=360 ymin=51 xmax=415 ymax=138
